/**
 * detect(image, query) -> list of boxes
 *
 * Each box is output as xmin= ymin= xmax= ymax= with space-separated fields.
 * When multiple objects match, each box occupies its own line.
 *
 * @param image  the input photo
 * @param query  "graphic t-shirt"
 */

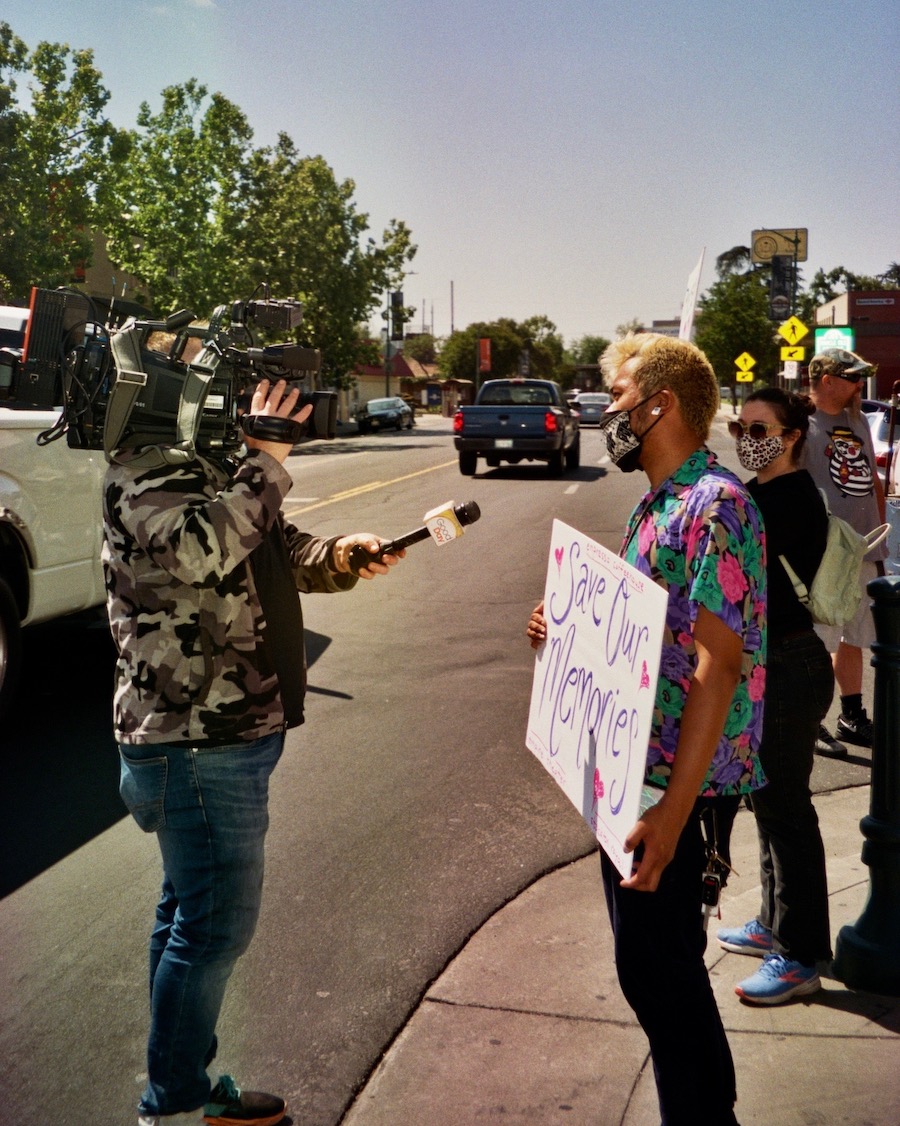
xmin=621 ymin=448 xmax=767 ymax=797
xmin=804 ymin=408 xmax=887 ymax=561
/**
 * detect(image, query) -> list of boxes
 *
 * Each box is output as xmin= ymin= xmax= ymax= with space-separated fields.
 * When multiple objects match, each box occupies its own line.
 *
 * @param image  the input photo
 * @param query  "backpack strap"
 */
xmin=865 ymin=523 xmax=890 ymax=554
xmin=778 ymin=553 xmax=811 ymax=606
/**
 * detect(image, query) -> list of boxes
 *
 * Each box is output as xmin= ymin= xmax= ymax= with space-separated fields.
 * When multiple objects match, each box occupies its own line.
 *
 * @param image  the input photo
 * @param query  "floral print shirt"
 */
xmin=621 ymin=448 xmax=767 ymax=796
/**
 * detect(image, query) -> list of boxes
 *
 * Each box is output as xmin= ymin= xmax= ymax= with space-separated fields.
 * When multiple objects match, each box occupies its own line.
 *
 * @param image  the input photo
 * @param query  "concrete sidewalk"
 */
xmin=342 ymin=785 xmax=900 ymax=1126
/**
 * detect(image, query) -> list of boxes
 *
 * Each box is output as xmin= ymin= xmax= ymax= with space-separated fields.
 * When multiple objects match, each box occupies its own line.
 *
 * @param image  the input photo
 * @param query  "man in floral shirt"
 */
xmin=528 ymin=334 xmax=766 ymax=1126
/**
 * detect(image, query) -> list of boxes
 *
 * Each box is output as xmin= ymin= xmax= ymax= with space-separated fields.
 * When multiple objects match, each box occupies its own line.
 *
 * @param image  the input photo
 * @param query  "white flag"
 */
xmin=679 ymin=249 xmax=705 ymax=341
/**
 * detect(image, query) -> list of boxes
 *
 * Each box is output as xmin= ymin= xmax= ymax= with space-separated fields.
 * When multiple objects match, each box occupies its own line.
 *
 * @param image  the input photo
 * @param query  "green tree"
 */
xmin=0 ymin=24 xmax=122 ymax=301
xmin=99 ymin=80 xmax=253 ymax=314
xmin=694 ymin=270 xmax=779 ymax=385
xmin=403 ymin=332 xmax=437 ymax=364
xmin=439 ymin=317 xmax=561 ymax=383
xmin=228 ymin=135 xmax=415 ymax=386
xmin=567 ymin=334 xmax=610 ymax=366
xmin=615 ymin=317 xmax=644 ymax=338
xmin=714 ymin=245 xmax=753 ymax=277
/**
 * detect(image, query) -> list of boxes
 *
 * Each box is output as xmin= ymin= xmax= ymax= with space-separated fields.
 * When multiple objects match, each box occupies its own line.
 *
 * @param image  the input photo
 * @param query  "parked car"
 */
xmin=356 ymin=396 xmax=414 ymax=433
xmin=866 ymin=405 xmax=895 ymax=474
xmin=861 ymin=398 xmax=888 ymax=415
xmin=572 ymin=391 xmax=611 ymax=425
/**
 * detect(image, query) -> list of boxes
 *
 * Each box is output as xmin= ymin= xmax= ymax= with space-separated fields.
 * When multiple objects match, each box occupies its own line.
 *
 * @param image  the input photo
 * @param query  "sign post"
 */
xmin=735 ymin=351 xmax=756 ymax=385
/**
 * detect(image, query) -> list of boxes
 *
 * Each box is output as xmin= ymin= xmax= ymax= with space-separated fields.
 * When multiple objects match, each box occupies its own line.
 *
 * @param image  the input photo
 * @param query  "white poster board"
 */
xmin=526 ymin=520 xmax=668 ymax=878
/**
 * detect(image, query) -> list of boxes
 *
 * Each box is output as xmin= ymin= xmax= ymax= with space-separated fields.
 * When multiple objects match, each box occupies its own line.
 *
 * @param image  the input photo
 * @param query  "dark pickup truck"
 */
xmin=453 ymin=378 xmax=580 ymax=476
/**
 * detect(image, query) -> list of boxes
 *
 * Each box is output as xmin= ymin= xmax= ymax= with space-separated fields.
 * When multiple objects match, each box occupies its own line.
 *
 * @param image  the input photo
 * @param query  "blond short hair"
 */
xmin=600 ymin=333 xmax=719 ymax=441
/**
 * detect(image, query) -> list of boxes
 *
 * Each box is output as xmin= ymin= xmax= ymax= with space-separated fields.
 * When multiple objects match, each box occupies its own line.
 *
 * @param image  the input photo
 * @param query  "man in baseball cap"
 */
xmin=803 ymin=347 xmax=887 ymax=756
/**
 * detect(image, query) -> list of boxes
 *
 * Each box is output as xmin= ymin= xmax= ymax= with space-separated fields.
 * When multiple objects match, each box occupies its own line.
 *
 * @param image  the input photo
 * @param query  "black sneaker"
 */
xmin=203 ymin=1075 xmax=286 ymax=1126
xmin=815 ymin=724 xmax=848 ymax=758
xmin=836 ymin=710 xmax=874 ymax=748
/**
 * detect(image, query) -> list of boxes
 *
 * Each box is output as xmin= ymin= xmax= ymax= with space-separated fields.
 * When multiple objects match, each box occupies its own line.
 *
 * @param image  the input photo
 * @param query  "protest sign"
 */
xmin=526 ymin=520 xmax=667 ymax=879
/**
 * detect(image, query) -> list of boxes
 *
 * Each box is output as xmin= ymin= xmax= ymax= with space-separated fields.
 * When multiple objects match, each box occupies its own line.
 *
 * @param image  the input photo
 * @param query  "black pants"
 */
xmin=751 ymin=630 xmax=834 ymax=965
xmin=601 ymin=798 xmax=740 ymax=1126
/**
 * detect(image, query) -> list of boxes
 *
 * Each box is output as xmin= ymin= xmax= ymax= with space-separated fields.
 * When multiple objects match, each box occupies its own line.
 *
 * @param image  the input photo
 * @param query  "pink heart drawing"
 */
xmin=554 ymin=546 xmax=564 ymax=569
xmin=593 ymin=769 xmax=604 ymax=801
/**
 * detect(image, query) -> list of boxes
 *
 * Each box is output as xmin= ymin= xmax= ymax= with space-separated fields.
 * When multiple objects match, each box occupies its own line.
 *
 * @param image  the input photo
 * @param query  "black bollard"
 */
xmin=833 ymin=575 xmax=900 ymax=995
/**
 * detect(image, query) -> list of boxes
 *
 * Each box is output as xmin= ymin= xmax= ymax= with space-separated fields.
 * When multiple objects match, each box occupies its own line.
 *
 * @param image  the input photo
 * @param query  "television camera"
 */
xmin=0 ymin=286 xmax=337 ymax=464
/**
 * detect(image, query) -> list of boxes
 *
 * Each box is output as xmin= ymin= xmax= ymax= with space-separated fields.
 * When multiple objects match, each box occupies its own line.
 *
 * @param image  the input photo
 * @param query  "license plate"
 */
xmin=495 ymin=438 xmax=514 ymax=448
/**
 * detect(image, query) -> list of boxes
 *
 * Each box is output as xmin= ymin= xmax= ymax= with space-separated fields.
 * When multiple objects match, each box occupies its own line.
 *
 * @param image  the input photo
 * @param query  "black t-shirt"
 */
xmin=747 ymin=469 xmax=828 ymax=642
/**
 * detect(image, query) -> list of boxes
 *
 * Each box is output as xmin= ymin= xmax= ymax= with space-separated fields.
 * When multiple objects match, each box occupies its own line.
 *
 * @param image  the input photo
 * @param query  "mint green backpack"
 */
xmin=779 ymin=500 xmax=889 ymax=627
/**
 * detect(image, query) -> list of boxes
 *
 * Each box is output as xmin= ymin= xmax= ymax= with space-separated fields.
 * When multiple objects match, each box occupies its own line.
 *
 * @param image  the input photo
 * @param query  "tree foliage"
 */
xmin=227 ymin=134 xmax=415 ymax=385
xmin=438 ymin=316 xmax=563 ymax=383
xmin=403 ymin=332 xmax=437 ymax=364
xmin=1 ymin=25 xmax=415 ymax=383
xmin=567 ymin=334 xmax=610 ymax=366
xmin=796 ymin=263 xmax=900 ymax=324
xmin=98 ymin=81 xmax=254 ymax=313
xmin=0 ymin=23 xmax=123 ymax=301
xmin=694 ymin=270 xmax=779 ymax=385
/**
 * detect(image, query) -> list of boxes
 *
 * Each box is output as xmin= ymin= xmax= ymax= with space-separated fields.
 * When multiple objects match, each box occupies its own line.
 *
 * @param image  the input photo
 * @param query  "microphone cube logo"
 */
xmin=425 ymin=502 xmax=465 ymax=547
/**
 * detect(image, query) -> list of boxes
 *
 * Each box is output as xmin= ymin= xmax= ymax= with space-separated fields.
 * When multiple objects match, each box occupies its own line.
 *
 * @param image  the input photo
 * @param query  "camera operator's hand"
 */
xmin=331 ymin=535 xmax=405 ymax=580
xmin=243 ymin=378 xmax=312 ymax=464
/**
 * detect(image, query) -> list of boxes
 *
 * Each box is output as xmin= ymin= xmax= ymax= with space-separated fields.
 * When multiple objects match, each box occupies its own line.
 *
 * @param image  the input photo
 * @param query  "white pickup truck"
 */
xmin=0 ymin=305 xmax=107 ymax=717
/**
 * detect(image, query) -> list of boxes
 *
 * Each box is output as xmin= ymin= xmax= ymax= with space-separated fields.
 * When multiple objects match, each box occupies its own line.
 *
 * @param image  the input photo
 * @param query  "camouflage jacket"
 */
xmin=102 ymin=448 xmax=356 ymax=745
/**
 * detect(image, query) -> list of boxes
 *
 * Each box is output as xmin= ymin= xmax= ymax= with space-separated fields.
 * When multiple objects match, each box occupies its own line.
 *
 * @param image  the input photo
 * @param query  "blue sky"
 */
xmin=5 ymin=0 xmax=899 ymax=344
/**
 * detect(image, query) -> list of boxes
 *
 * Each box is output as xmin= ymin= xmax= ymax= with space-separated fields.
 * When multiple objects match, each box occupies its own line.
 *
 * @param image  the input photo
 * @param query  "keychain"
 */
xmin=699 ymin=805 xmax=738 ymax=931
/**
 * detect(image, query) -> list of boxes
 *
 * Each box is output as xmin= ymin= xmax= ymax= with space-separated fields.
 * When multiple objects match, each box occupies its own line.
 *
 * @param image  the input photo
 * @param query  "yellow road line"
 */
xmin=285 ymin=460 xmax=458 ymax=515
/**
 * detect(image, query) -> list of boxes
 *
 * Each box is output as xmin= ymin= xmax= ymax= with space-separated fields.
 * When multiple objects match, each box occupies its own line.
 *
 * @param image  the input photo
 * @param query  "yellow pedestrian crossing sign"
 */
xmin=736 ymin=370 xmax=754 ymax=383
xmin=778 ymin=317 xmax=808 ymax=345
xmin=780 ymin=345 xmax=806 ymax=362
xmin=735 ymin=352 xmax=756 ymax=373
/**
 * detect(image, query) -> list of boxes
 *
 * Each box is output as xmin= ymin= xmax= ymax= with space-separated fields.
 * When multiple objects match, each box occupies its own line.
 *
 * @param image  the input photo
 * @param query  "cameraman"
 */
xmin=103 ymin=378 xmax=403 ymax=1126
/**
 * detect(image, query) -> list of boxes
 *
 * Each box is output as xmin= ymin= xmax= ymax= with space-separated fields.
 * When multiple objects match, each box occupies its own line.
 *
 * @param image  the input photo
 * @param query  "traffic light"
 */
xmin=390 ymin=291 xmax=405 ymax=341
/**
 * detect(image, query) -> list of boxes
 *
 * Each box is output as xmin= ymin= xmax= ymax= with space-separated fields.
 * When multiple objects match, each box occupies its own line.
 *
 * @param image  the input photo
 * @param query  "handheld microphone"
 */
xmin=347 ymin=499 xmax=481 ymax=574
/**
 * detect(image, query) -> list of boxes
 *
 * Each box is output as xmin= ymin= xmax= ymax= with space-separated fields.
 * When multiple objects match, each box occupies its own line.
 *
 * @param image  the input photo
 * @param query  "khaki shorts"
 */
xmin=814 ymin=560 xmax=879 ymax=652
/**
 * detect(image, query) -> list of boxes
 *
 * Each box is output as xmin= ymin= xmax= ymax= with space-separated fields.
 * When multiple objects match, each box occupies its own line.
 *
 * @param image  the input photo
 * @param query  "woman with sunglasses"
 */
xmin=716 ymin=387 xmax=834 ymax=1004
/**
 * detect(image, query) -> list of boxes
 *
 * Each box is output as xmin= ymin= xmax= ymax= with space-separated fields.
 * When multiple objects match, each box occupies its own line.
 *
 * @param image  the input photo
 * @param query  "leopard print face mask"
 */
xmin=736 ymin=433 xmax=785 ymax=472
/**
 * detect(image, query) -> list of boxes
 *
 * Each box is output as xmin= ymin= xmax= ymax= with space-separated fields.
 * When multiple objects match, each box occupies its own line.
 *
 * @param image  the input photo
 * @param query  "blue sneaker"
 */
xmin=735 ymin=953 xmax=821 ymax=1005
xmin=717 ymin=917 xmax=773 ymax=957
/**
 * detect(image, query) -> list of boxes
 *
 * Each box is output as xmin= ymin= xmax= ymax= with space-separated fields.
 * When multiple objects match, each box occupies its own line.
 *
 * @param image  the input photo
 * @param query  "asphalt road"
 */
xmin=0 ymin=414 xmax=875 ymax=1126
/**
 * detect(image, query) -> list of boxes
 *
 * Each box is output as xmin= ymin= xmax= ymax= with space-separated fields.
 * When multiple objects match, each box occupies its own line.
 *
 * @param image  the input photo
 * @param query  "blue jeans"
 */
xmin=601 ymin=799 xmax=740 ymax=1126
xmin=119 ymin=732 xmax=284 ymax=1117
xmin=751 ymin=630 xmax=834 ymax=965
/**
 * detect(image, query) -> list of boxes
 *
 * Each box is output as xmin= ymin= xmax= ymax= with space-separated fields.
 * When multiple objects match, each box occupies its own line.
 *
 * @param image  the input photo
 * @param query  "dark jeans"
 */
xmin=601 ymin=798 xmax=740 ymax=1126
xmin=119 ymin=732 xmax=284 ymax=1117
xmin=751 ymin=630 xmax=834 ymax=965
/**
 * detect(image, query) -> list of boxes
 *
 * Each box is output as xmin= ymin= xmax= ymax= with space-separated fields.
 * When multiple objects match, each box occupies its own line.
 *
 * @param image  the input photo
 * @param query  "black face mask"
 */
xmin=600 ymin=395 xmax=661 ymax=473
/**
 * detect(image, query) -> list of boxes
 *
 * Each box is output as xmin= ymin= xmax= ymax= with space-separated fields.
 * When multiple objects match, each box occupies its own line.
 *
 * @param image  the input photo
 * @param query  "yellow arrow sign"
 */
xmin=780 ymin=345 xmax=806 ymax=362
xmin=736 ymin=370 xmax=754 ymax=382
xmin=778 ymin=316 xmax=809 ymax=345
xmin=735 ymin=352 xmax=756 ymax=372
